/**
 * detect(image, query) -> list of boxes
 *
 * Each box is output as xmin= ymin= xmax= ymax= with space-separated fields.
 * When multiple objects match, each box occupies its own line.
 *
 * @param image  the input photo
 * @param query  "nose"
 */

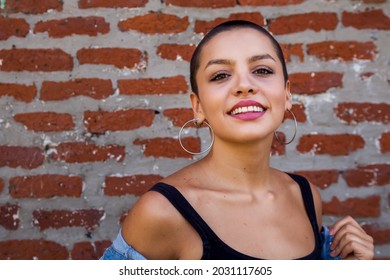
xmin=234 ymin=74 xmax=258 ymax=96
xmin=236 ymin=87 xmax=255 ymax=95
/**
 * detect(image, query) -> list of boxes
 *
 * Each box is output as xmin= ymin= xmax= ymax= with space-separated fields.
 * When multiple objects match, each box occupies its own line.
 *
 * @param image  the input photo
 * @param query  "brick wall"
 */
xmin=0 ymin=0 xmax=389 ymax=260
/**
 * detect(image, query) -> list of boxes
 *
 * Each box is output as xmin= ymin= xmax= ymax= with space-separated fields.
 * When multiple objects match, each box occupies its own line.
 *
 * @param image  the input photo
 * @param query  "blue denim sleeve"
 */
xmin=320 ymin=225 xmax=341 ymax=260
xmin=100 ymin=230 xmax=147 ymax=260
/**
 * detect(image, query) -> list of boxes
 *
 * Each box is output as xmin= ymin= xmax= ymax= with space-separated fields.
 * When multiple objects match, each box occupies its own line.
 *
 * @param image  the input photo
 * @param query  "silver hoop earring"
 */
xmin=179 ymin=118 xmax=214 ymax=155
xmin=274 ymin=109 xmax=297 ymax=145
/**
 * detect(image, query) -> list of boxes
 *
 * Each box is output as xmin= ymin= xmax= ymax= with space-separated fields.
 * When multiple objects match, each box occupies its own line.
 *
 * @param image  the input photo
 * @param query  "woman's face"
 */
xmin=191 ymin=27 xmax=291 ymax=145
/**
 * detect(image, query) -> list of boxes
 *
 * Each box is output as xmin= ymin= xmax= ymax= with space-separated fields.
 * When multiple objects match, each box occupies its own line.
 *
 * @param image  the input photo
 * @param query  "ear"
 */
xmin=190 ymin=92 xmax=206 ymax=123
xmin=284 ymin=80 xmax=292 ymax=110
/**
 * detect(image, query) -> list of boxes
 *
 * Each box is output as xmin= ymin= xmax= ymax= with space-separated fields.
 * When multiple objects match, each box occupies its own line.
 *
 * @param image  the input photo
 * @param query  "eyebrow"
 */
xmin=204 ymin=59 xmax=232 ymax=70
xmin=249 ymin=54 xmax=276 ymax=63
xmin=204 ymin=54 xmax=276 ymax=70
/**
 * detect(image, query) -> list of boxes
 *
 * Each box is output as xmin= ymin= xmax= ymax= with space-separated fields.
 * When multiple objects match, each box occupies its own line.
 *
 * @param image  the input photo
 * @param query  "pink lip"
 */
xmin=228 ymin=100 xmax=267 ymax=121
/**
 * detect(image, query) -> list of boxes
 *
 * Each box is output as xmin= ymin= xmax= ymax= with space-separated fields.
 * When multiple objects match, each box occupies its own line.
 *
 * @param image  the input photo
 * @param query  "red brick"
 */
xmin=360 ymin=72 xmax=375 ymax=80
xmin=84 ymin=109 xmax=155 ymax=133
xmin=134 ymin=137 xmax=200 ymax=158
xmin=77 ymin=48 xmax=146 ymax=69
xmin=322 ymin=196 xmax=381 ymax=218
xmin=285 ymin=103 xmax=306 ymax=123
xmin=14 ymin=112 xmax=75 ymax=132
xmin=0 ymin=49 xmax=73 ymax=72
xmin=271 ymin=133 xmax=286 ymax=155
xmin=79 ymin=0 xmax=147 ymax=8
xmin=33 ymin=209 xmax=105 ymax=231
xmin=195 ymin=12 xmax=265 ymax=34
xmin=297 ymin=134 xmax=365 ymax=156
xmin=268 ymin=12 xmax=338 ymax=35
xmin=0 ymin=0 xmax=63 ymax=14
xmin=239 ymin=0 xmax=304 ymax=5
xmin=118 ymin=75 xmax=188 ymax=95
xmin=380 ymin=132 xmax=390 ymax=153
xmin=0 ymin=146 xmax=44 ymax=169
xmin=307 ymin=41 xmax=377 ymax=61
xmin=363 ymin=0 xmax=386 ymax=2
xmin=342 ymin=9 xmax=390 ymax=30
xmin=0 ymin=178 xmax=3 ymax=193
xmin=157 ymin=44 xmax=196 ymax=62
xmin=0 ymin=239 xmax=68 ymax=260
xmin=9 ymin=175 xmax=83 ymax=198
xmin=163 ymin=108 xmax=194 ymax=127
xmin=0 ymin=82 xmax=36 ymax=102
xmin=104 ymin=174 xmax=163 ymax=196
xmin=362 ymin=224 xmax=390 ymax=245
xmin=344 ymin=164 xmax=390 ymax=187
xmin=71 ymin=240 xmax=111 ymax=260
xmin=281 ymin=43 xmax=304 ymax=62
xmin=334 ymin=102 xmax=389 ymax=124
xmin=0 ymin=18 xmax=29 ymax=40
xmin=40 ymin=78 xmax=113 ymax=101
xmin=0 ymin=204 xmax=19 ymax=230
xmin=289 ymin=72 xmax=343 ymax=95
xmin=164 ymin=0 xmax=236 ymax=8
xmin=51 ymin=142 xmax=125 ymax=163
xmin=34 ymin=16 xmax=109 ymax=38
xmin=118 ymin=13 xmax=189 ymax=34
xmin=295 ymin=170 xmax=339 ymax=189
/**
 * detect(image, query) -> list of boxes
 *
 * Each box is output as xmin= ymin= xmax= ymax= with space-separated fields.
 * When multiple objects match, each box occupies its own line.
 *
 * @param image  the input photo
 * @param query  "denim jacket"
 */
xmin=100 ymin=230 xmax=146 ymax=260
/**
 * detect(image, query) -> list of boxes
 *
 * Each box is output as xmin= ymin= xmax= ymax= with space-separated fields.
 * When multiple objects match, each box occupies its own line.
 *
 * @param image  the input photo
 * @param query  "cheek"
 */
xmin=200 ymin=95 xmax=222 ymax=116
xmin=265 ymin=81 xmax=288 ymax=101
xmin=198 ymin=82 xmax=223 ymax=103
xmin=197 ymin=92 xmax=227 ymax=121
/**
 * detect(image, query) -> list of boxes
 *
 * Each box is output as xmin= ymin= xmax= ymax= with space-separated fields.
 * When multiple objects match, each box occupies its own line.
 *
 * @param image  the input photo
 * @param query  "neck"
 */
xmin=200 ymin=136 xmax=275 ymax=190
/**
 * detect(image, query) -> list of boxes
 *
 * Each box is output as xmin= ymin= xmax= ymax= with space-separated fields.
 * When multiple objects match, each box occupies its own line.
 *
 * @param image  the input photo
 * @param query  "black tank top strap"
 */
xmin=149 ymin=182 xmax=214 ymax=253
xmin=286 ymin=173 xmax=321 ymax=244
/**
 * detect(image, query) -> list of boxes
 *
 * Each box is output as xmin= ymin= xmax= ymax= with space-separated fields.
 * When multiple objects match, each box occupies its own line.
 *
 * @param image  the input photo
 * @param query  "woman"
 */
xmin=101 ymin=20 xmax=374 ymax=260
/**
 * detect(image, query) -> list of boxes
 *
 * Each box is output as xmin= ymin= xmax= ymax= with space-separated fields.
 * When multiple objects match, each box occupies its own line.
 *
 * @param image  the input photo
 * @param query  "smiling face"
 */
xmin=190 ymin=27 xmax=291 ymax=145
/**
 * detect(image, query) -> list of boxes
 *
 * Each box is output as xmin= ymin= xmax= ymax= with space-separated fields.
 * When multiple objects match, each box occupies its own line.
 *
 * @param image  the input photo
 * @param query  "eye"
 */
xmin=253 ymin=67 xmax=273 ymax=76
xmin=210 ymin=71 xmax=230 ymax=82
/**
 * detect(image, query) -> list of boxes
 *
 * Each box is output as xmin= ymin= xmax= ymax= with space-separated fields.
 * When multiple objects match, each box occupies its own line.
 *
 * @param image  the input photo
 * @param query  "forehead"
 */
xmin=199 ymin=28 xmax=276 ymax=64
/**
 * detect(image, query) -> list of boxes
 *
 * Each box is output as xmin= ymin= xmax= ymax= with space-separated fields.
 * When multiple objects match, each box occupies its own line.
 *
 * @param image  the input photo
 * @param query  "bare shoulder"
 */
xmin=121 ymin=189 xmax=188 ymax=259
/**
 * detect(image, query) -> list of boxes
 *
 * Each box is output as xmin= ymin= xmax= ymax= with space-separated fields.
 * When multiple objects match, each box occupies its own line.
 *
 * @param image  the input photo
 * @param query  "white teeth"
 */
xmin=231 ymin=106 xmax=264 ymax=115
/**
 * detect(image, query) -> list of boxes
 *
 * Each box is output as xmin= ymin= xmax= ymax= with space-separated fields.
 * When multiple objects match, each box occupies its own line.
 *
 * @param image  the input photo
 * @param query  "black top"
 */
xmin=149 ymin=173 xmax=322 ymax=260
